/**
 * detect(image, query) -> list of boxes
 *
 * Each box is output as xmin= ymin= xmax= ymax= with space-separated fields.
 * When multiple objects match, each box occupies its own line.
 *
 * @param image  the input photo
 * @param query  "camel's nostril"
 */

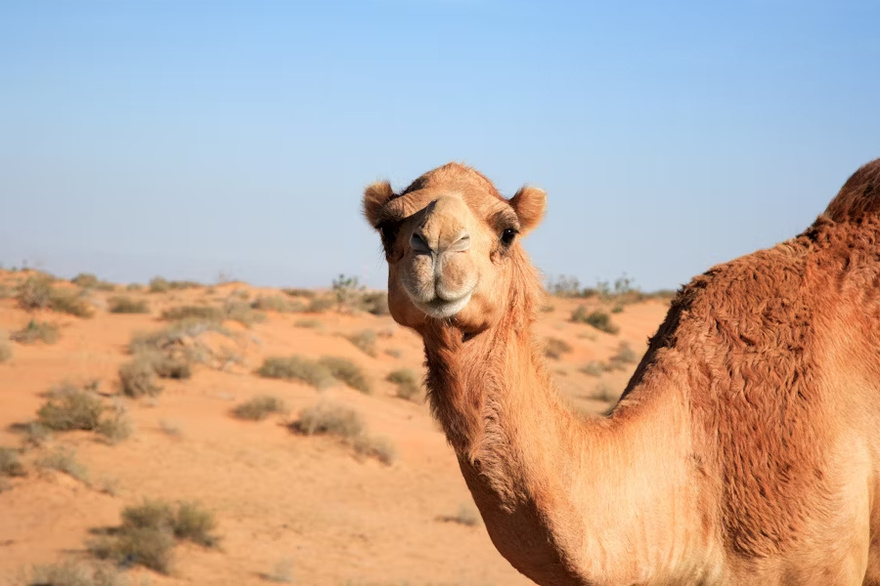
xmin=449 ymin=232 xmax=471 ymax=252
xmin=411 ymin=231 xmax=431 ymax=253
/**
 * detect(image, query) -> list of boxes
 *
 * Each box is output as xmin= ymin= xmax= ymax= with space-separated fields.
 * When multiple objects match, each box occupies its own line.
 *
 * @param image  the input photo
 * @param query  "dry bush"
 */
xmin=96 ymin=402 xmax=133 ymax=445
xmin=257 ymin=356 xmax=334 ymax=389
xmin=359 ymin=291 xmax=390 ymax=316
xmin=441 ymin=503 xmax=482 ymax=527
xmin=107 ymin=296 xmax=149 ymax=314
xmin=232 ymin=395 xmax=287 ymax=421
xmin=291 ymin=403 xmax=364 ymax=438
xmin=318 ymin=356 xmax=371 ymax=394
xmin=119 ymin=356 xmax=162 ymax=398
xmin=38 ymin=384 xmax=103 ymax=431
xmin=345 ymin=329 xmax=377 ymax=357
xmin=353 ymin=435 xmax=397 ymax=465
xmin=39 ymin=448 xmax=89 ymax=483
xmin=306 ymin=296 xmax=334 ymax=313
xmin=293 ymin=318 xmax=322 ymax=329
xmin=0 ymin=447 xmax=26 ymax=477
xmin=71 ymin=272 xmax=99 ymax=288
xmin=16 ymin=276 xmax=93 ymax=317
xmin=222 ymin=299 xmax=265 ymax=327
xmin=173 ymin=501 xmax=219 ymax=547
xmin=149 ymin=276 xmax=171 ymax=293
xmin=282 ymin=288 xmax=315 ymax=299
xmin=26 ymin=559 xmax=129 ymax=586
xmin=22 ymin=422 xmax=52 ymax=448
xmin=610 ymin=342 xmax=639 ymax=365
xmin=579 ymin=361 xmax=604 ymax=377
xmin=571 ymin=306 xmax=619 ymax=334
xmin=591 ymin=381 xmax=618 ymax=402
xmin=90 ymin=525 xmax=174 ymax=575
xmin=160 ymin=305 xmax=223 ymax=322
xmin=48 ymin=289 xmax=94 ymax=318
xmin=384 ymin=348 xmax=402 ymax=359
xmin=129 ymin=317 xmax=229 ymax=355
xmin=265 ymin=558 xmax=295 ymax=583
xmin=169 ymin=280 xmax=201 ymax=290
xmin=387 ymin=368 xmax=421 ymax=401
xmin=544 ymin=337 xmax=573 ymax=360
xmin=10 ymin=320 xmax=59 ymax=344
xmin=252 ymin=295 xmax=303 ymax=313
xmin=126 ymin=283 xmax=143 ymax=291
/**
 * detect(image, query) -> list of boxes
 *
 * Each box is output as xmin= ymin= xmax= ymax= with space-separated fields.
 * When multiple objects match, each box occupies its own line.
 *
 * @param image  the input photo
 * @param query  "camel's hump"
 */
xmin=822 ymin=157 xmax=880 ymax=222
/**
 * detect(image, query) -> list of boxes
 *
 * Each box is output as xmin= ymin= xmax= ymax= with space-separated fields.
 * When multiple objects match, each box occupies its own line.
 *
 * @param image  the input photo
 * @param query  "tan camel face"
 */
xmin=363 ymin=163 xmax=545 ymax=333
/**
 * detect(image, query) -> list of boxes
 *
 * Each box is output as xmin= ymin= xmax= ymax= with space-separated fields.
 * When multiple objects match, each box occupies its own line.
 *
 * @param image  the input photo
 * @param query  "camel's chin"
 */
xmin=415 ymin=292 xmax=472 ymax=319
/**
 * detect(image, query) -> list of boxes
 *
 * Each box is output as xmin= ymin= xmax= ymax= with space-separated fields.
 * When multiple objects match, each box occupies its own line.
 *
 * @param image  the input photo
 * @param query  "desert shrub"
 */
xmin=610 ymin=342 xmax=639 ymax=365
xmin=122 ymin=499 xmax=174 ymax=531
xmin=591 ymin=381 xmax=617 ymax=402
xmin=387 ymin=368 xmax=421 ymax=401
xmin=22 ymin=422 xmax=52 ymax=447
xmin=107 ymin=296 xmax=149 ymax=314
xmin=38 ymin=385 xmax=103 ymax=431
xmin=0 ymin=447 xmax=26 ymax=477
xmin=39 ymin=448 xmax=89 ymax=482
xmin=257 ymin=355 xmax=334 ymax=389
xmin=172 ymin=501 xmax=219 ymax=547
xmin=128 ymin=318 xmax=228 ymax=355
xmin=148 ymin=353 xmax=192 ymax=379
xmin=384 ymin=348 xmax=402 ymax=359
xmin=293 ymin=318 xmax=322 ymax=329
xmin=149 ymin=276 xmax=171 ymax=293
xmin=232 ymin=395 xmax=287 ymax=421
xmin=96 ymin=403 xmax=133 ymax=445
xmin=15 ymin=275 xmax=53 ymax=310
xmin=90 ymin=525 xmax=175 ymax=575
xmin=318 ymin=356 xmax=371 ymax=394
xmin=442 ymin=503 xmax=482 ymax=527
xmin=0 ymin=338 xmax=12 ymax=363
xmin=360 ymin=291 xmax=390 ymax=316
xmin=306 ymin=296 xmax=335 ymax=313
xmin=126 ymin=282 xmax=144 ymax=291
xmin=159 ymin=419 xmax=183 ymax=437
xmin=160 ymin=305 xmax=223 ymax=322
xmin=26 ymin=560 xmax=129 ymax=586
xmin=292 ymin=403 xmax=364 ymax=438
xmin=345 ymin=329 xmax=377 ymax=357
xmin=543 ymin=337 xmax=573 ymax=360
xmin=571 ymin=306 xmax=619 ymax=334
xmin=353 ymin=435 xmax=397 ymax=465
xmin=611 ymin=305 xmax=623 ymax=314
xmin=282 ymin=287 xmax=315 ymax=299
xmin=71 ymin=272 xmax=99 ymax=288
xmin=579 ymin=361 xmax=604 ymax=377
xmin=252 ymin=295 xmax=301 ymax=312
xmin=169 ymin=280 xmax=201 ymax=290
xmin=223 ymin=299 xmax=265 ymax=327
xmin=119 ymin=356 xmax=162 ymax=397
xmin=48 ymin=289 xmax=94 ymax=318
xmin=266 ymin=558 xmax=295 ymax=584
xmin=332 ymin=274 xmax=364 ymax=312
xmin=546 ymin=275 xmax=587 ymax=297
xmin=10 ymin=320 xmax=60 ymax=344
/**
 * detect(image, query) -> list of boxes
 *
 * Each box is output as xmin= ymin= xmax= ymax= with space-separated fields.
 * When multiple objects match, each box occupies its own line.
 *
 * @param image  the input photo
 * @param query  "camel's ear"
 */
xmin=363 ymin=181 xmax=395 ymax=228
xmin=510 ymin=185 xmax=546 ymax=236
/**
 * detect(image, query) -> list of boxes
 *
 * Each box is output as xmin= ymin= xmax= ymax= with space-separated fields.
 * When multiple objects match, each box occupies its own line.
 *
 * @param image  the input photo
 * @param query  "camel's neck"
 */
xmin=422 ymin=297 xmax=711 ymax=584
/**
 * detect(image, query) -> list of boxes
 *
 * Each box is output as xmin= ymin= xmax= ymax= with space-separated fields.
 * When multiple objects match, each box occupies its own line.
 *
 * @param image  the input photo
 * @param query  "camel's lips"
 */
xmin=416 ymin=291 xmax=473 ymax=319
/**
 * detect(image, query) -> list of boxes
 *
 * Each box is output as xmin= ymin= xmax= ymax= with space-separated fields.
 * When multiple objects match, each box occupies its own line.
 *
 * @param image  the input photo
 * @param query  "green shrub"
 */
xmin=38 ymin=385 xmax=103 ymax=431
xmin=107 ymin=296 xmax=149 ymax=314
xmin=387 ymin=368 xmax=421 ymax=401
xmin=345 ymin=330 xmax=377 ymax=357
xmin=10 ymin=320 xmax=59 ymax=344
xmin=232 ymin=395 xmax=287 ymax=421
xmin=318 ymin=356 xmax=371 ymax=394
xmin=571 ymin=306 xmax=619 ymax=334
xmin=0 ymin=447 xmax=26 ymax=477
xmin=257 ymin=356 xmax=334 ymax=389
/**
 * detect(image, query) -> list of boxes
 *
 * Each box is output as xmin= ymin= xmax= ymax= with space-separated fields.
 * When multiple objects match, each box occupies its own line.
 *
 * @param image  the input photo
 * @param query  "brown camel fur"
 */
xmin=362 ymin=158 xmax=880 ymax=585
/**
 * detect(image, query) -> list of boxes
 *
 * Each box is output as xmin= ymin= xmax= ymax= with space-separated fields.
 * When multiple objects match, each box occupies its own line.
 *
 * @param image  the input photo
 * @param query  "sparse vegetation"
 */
xmin=332 ymin=274 xmax=364 ymax=312
xmin=579 ymin=361 xmax=604 ymax=377
xmin=25 ymin=559 xmax=129 ymax=586
xmin=160 ymin=304 xmax=223 ymax=322
xmin=0 ymin=338 xmax=12 ymax=363
xmin=10 ymin=319 xmax=59 ymax=344
xmin=38 ymin=385 xmax=103 ymax=431
xmin=223 ymin=298 xmax=265 ymax=327
xmin=90 ymin=499 xmax=219 ymax=574
xmin=571 ymin=306 xmax=619 ymax=334
xmin=46 ymin=289 xmax=94 ymax=318
xmin=345 ymin=329 xmax=377 ymax=357
xmin=360 ymin=291 xmax=390 ymax=316
xmin=591 ymin=381 xmax=618 ymax=402
xmin=318 ymin=356 xmax=371 ymax=394
xmin=265 ymin=558 xmax=295 ymax=583
xmin=149 ymin=276 xmax=171 ymax=293
xmin=0 ymin=447 xmax=26 ymax=477
xmin=107 ymin=295 xmax=149 ymax=314
xmin=609 ymin=342 xmax=639 ymax=367
xmin=16 ymin=275 xmax=93 ymax=317
xmin=306 ymin=296 xmax=335 ymax=312
xmin=441 ymin=503 xmax=482 ymax=527
xmin=257 ymin=355 xmax=335 ymax=389
xmin=119 ymin=356 xmax=162 ymax=398
xmin=232 ymin=395 xmax=287 ymax=421
xmin=252 ymin=295 xmax=303 ymax=313
xmin=292 ymin=403 xmax=364 ymax=439
xmin=282 ymin=287 xmax=315 ymax=299
xmin=39 ymin=447 xmax=89 ymax=483
xmin=544 ymin=337 xmax=573 ymax=360
xmin=387 ymin=368 xmax=421 ymax=401
xmin=96 ymin=402 xmax=133 ymax=445
xmin=293 ymin=318 xmax=323 ymax=329
xmin=353 ymin=434 xmax=397 ymax=464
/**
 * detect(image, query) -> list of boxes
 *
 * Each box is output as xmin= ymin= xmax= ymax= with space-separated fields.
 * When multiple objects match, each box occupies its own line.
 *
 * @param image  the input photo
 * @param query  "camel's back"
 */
xmin=622 ymin=167 xmax=880 ymax=561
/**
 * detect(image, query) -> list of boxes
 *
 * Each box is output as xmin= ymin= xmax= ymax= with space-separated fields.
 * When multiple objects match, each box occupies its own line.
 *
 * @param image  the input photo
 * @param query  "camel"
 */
xmin=361 ymin=158 xmax=880 ymax=585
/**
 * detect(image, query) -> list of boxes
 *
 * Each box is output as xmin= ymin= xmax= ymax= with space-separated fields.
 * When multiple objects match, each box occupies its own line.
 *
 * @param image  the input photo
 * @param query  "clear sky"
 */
xmin=1 ymin=1 xmax=878 ymax=292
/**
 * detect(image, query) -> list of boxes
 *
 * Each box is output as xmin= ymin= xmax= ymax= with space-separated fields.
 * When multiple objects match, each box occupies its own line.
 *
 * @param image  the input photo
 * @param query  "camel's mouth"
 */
xmin=413 ymin=291 xmax=473 ymax=319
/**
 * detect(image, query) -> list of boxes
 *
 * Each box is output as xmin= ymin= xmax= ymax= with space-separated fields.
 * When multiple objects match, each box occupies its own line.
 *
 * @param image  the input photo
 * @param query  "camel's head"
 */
xmin=363 ymin=163 xmax=545 ymax=334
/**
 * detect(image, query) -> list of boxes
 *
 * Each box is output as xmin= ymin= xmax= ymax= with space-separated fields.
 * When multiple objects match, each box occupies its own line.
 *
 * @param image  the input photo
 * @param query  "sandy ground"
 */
xmin=0 ymin=271 xmax=670 ymax=585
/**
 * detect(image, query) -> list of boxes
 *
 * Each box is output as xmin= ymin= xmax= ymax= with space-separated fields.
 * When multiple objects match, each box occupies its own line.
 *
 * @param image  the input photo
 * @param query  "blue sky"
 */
xmin=1 ymin=1 xmax=878 ymax=291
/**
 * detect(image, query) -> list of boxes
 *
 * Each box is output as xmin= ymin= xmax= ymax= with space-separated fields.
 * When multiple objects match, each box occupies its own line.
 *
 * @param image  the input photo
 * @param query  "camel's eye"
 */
xmin=500 ymin=228 xmax=517 ymax=246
